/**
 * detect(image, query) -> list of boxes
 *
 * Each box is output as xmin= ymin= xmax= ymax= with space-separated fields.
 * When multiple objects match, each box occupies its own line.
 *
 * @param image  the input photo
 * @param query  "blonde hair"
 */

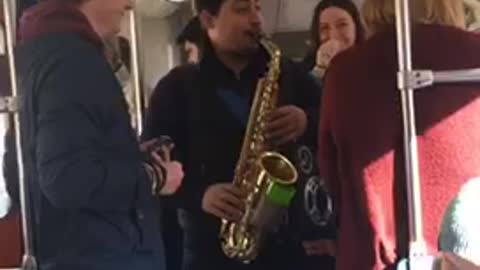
xmin=362 ymin=0 xmax=466 ymax=34
xmin=464 ymin=0 xmax=480 ymax=31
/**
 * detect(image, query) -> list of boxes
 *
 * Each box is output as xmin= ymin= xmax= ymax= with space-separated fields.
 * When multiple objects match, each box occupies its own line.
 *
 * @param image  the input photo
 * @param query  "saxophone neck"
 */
xmin=258 ymin=36 xmax=281 ymax=62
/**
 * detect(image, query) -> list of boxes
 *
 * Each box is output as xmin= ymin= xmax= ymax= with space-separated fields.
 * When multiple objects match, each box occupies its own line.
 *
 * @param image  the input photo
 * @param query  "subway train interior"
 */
xmin=1 ymin=0 xmax=480 ymax=269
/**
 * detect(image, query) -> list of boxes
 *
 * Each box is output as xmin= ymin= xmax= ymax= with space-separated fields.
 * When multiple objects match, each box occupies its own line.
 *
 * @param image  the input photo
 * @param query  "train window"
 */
xmin=0 ymin=22 xmax=4 ymax=55
xmin=0 ymin=116 xmax=9 ymax=218
xmin=0 ymin=23 xmax=11 ymax=218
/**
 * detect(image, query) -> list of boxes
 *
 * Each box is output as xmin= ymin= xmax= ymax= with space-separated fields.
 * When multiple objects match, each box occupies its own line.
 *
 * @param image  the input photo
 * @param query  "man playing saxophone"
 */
xmin=143 ymin=0 xmax=323 ymax=269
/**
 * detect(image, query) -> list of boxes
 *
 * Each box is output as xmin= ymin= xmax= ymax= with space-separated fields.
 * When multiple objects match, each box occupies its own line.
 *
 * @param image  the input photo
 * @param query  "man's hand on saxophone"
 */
xmin=266 ymin=105 xmax=308 ymax=146
xmin=202 ymin=183 xmax=246 ymax=221
xmin=200 ymin=105 xmax=306 ymax=222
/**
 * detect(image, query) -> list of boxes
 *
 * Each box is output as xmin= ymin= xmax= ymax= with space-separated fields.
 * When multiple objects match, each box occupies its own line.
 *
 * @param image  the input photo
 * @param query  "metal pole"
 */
xmin=395 ymin=0 xmax=428 ymax=258
xmin=2 ymin=0 xmax=37 ymax=269
xmin=191 ymin=0 xmax=196 ymax=15
xmin=434 ymin=68 xmax=480 ymax=84
xmin=129 ymin=9 xmax=144 ymax=137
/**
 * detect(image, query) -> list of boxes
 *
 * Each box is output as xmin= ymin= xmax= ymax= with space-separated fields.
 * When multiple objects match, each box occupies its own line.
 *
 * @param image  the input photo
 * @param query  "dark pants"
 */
xmin=40 ymin=250 xmax=165 ymax=270
xmin=182 ymin=231 xmax=334 ymax=270
xmin=182 ymin=242 xmax=301 ymax=270
xmin=162 ymin=209 xmax=183 ymax=270
xmin=178 ymin=207 xmax=336 ymax=270
xmin=303 ymin=255 xmax=335 ymax=270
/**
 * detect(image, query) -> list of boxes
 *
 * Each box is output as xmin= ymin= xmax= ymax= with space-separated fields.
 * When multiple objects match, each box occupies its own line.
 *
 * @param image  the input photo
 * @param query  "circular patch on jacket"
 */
xmin=296 ymin=145 xmax=314 ymax=175
xmin=304 ymin=176 xmax=333 ymax=226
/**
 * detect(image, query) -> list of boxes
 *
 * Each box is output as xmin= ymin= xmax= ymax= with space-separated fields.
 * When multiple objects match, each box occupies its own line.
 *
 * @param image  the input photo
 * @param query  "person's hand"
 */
xmin=441 ymin=253 xmax=480 ymax=270
xmin=266 ymin=105 xmax=307 ymax=146
xmin=140 ymin=139 xmax=159 ymax=153
xmin=315 ymin=39 xmax=346 ymax=69
xmin=145 ymin=142 xmax=184 ymax=195
xmin=151 ymin=151 xmax=184 ymax=195
xmin=202 ymin=183 xmax=245 ymax=221
xmin=302 ymin=240 xmax=336 ymax=256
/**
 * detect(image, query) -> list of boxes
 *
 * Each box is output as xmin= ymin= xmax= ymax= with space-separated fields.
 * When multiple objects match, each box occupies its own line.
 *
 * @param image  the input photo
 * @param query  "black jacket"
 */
xmin=11 ymin=2 xmax=166 ymax=268
xmin=143 ymin=42 xmax=324 ymax=265
xmin=144 ymin=47 xmax=319 ymax=207
xmin=16 ymin=33 xmax=165 ymax=270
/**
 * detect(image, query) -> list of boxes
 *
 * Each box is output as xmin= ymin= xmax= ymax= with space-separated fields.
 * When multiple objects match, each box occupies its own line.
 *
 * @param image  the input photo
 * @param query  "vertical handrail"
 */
xmin=394 ymin=0 xmax=428 ymax=258
xmin=129 ymin=9 xmax=144 ymax=137
xmin=2 ymin=0 xmax=37 ymax=269
xmin=191 ymin=0 xmax=196 ymax=15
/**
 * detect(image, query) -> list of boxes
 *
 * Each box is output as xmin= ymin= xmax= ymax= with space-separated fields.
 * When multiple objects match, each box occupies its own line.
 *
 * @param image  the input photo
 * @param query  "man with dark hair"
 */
xmin=143 ymin=0 xmax=327 ymax=270
xmin=176 ymin=16 xmax=203 ymax=64
xmin=10 ymin=0 xmax=184 ymax=269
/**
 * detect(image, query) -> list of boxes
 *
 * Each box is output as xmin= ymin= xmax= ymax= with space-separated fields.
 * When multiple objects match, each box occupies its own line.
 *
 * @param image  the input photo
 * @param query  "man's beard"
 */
xmin=231 ymin=41 xmax=260 ymax=58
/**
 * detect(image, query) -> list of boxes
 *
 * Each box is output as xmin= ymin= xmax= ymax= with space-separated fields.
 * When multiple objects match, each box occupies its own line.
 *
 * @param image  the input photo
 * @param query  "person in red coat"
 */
xmin=318 ymin=0 xmax=480 ymax=269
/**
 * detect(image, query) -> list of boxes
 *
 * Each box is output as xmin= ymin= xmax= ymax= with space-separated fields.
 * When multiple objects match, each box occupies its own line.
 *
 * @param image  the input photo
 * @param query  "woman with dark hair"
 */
xmin=298 ymin=0 xmax=364 ymax=262
xmin=303 ymin=0 xmax=364 ymax=82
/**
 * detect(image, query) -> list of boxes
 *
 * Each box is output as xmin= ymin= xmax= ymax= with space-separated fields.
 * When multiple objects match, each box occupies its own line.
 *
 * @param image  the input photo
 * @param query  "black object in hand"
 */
xmin=145 ymin=136 xmax=175 ymax=194
xmin=146 ymin=136 xmax=175 ymax=160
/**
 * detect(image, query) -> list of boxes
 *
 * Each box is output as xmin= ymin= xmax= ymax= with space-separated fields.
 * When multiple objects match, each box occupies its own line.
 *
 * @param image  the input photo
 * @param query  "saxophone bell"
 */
xmin=250 ymin=152 xmax=297 ymax=230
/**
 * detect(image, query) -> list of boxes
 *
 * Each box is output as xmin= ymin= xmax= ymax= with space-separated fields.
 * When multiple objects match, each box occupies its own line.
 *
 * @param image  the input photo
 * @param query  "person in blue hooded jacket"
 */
xmin=11 ymin=0 xmax=184 ymax=269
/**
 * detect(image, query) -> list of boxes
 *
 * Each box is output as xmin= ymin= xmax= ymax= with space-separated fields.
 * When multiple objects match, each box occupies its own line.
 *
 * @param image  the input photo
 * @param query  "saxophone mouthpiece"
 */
xmin=257 ymin=32 xmax=269 ymax=41
xmin=252 ymin=30 xmax=269 ymax=42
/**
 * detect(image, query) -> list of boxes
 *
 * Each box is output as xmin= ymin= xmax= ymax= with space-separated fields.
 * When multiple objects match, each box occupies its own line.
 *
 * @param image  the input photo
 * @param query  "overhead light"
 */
xmin=166 ymin=0 xmax=188 ymax=3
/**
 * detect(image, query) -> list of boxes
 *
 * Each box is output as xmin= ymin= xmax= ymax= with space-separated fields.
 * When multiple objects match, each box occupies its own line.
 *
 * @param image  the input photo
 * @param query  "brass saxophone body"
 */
xmin=219 ymin=37 xmax=298 ymax=262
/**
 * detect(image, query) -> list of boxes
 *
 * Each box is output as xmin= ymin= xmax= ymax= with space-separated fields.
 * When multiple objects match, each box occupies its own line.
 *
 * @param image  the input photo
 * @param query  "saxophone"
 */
xmin=219 ymin=36 xmax=298 ymax=262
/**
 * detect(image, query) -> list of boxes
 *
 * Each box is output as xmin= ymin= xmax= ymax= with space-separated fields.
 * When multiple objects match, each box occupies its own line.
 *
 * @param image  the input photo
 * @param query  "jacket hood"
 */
xmin=18 ymin=0 xmax=103 ymax=50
